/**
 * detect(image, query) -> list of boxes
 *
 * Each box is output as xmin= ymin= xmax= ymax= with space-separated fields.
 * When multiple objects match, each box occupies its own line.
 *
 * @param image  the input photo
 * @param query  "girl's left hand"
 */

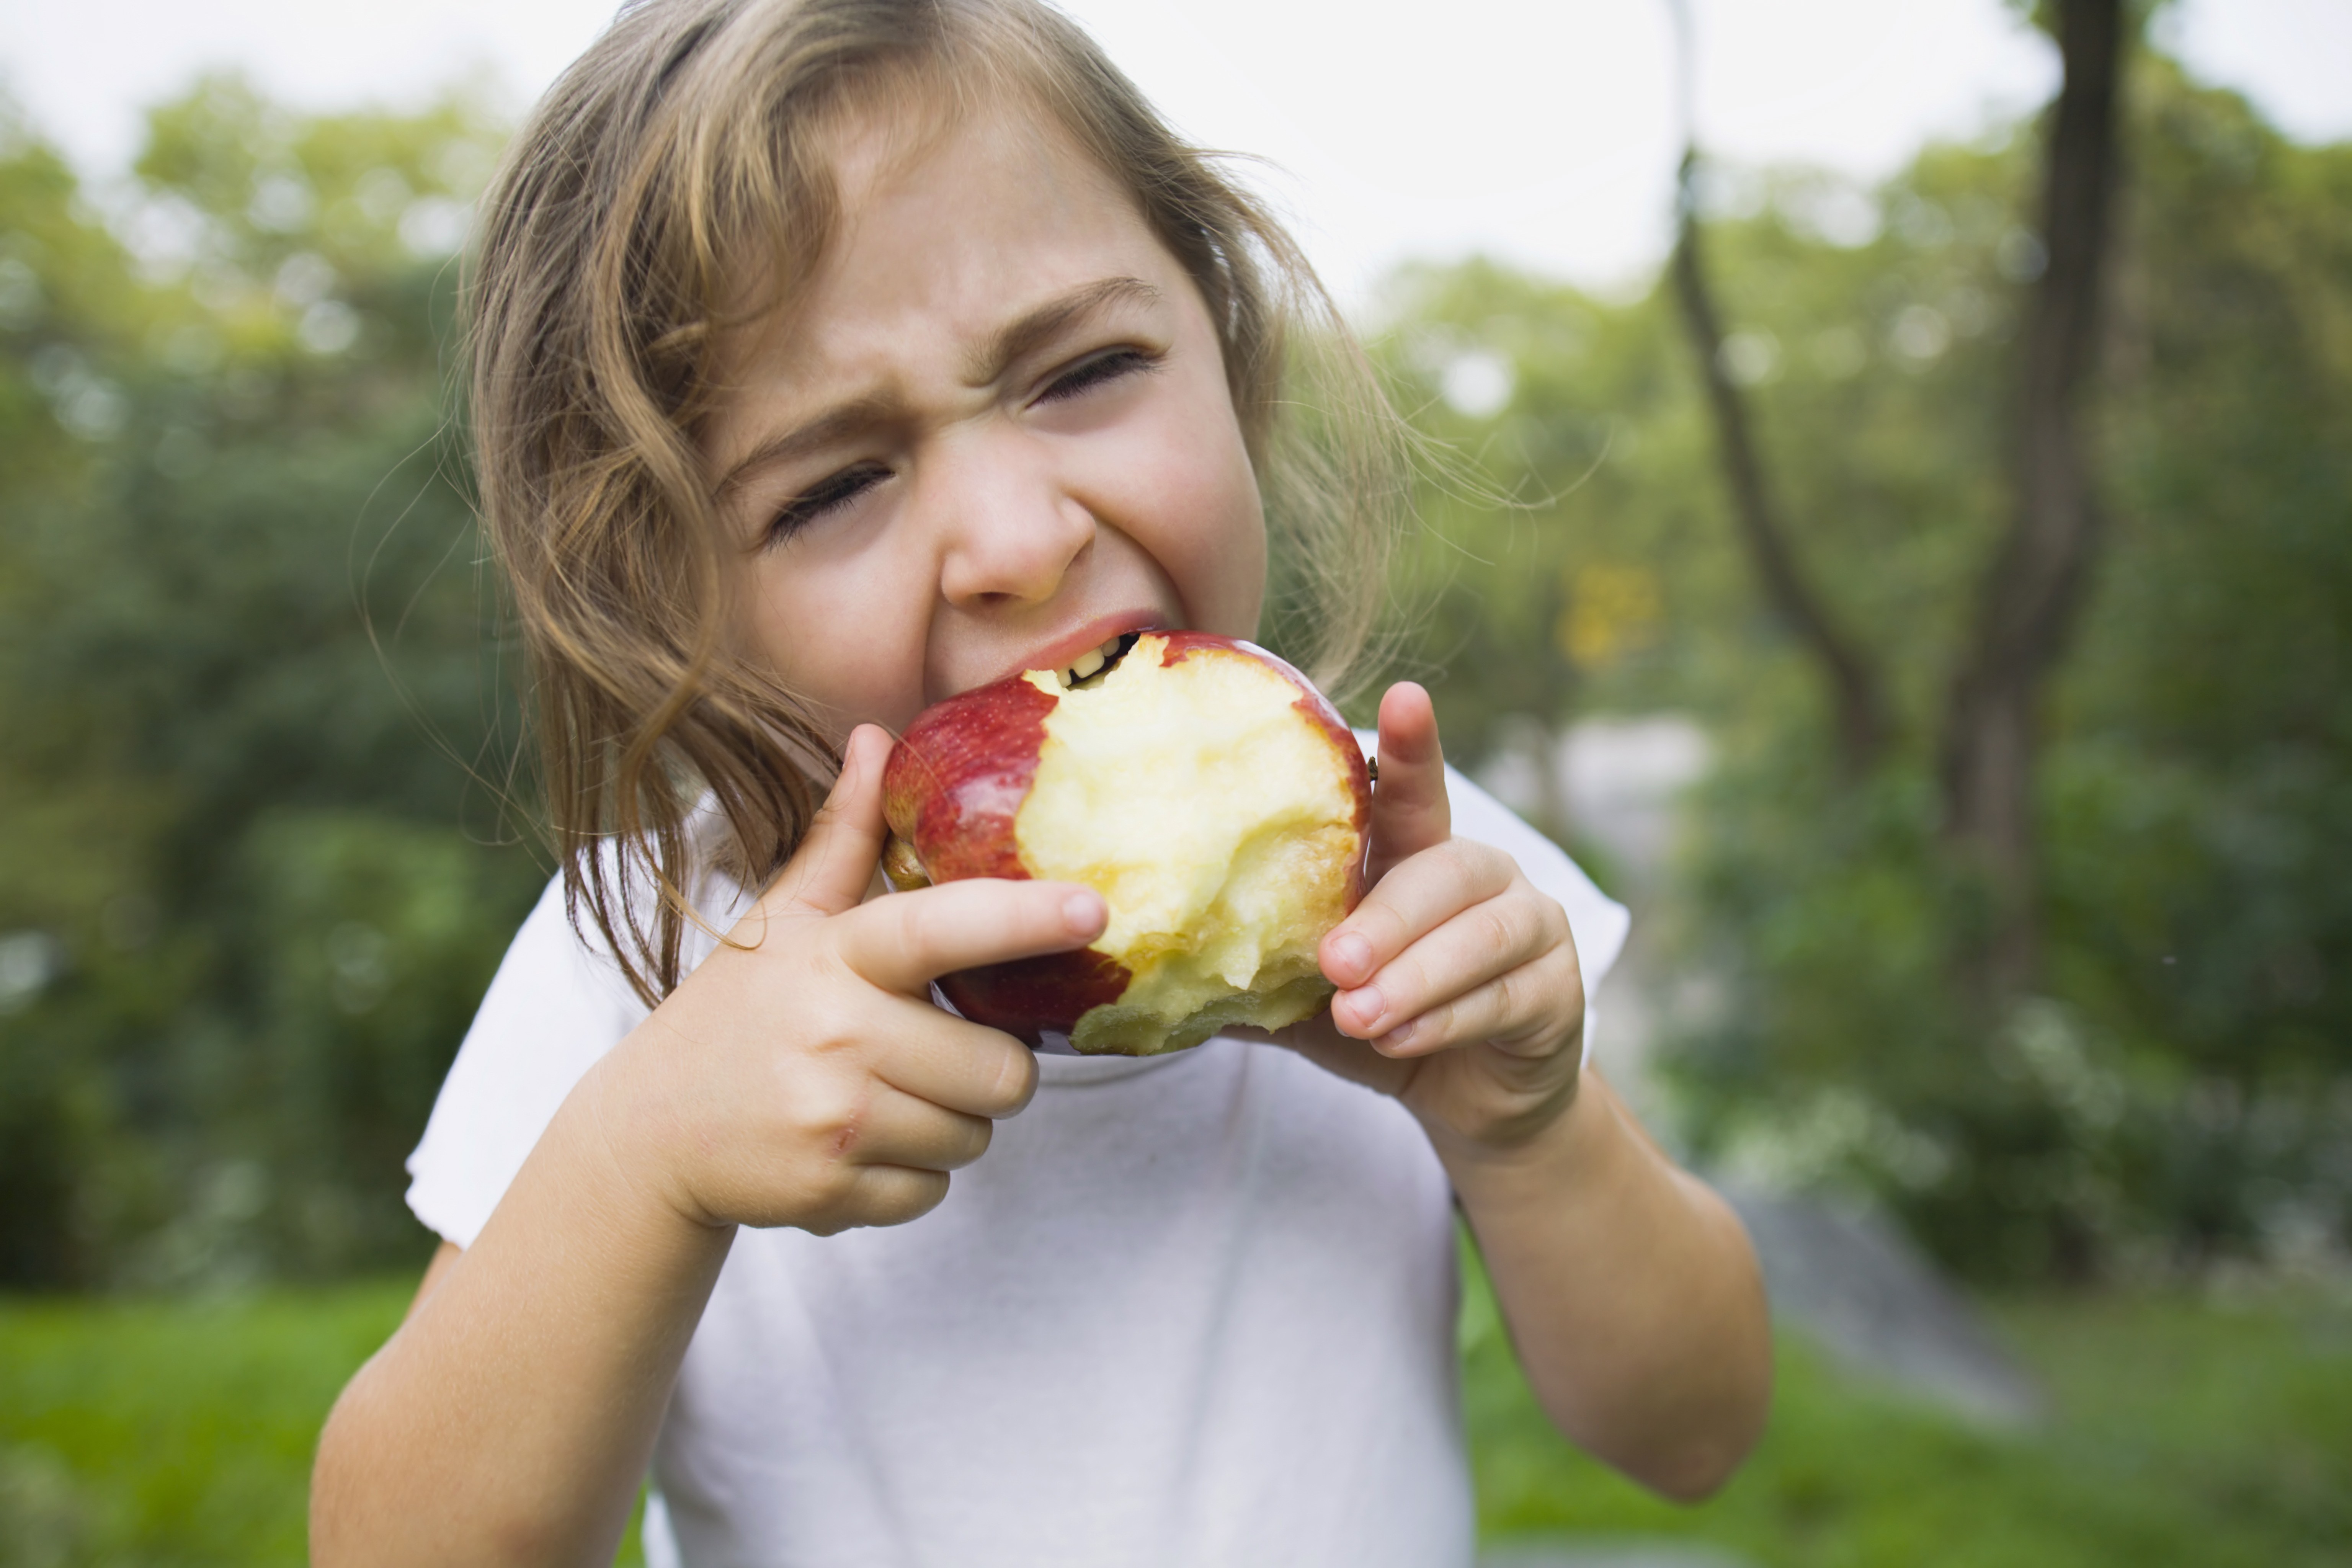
xmin=1264 ymin=682 xmax=1587 ymax=1162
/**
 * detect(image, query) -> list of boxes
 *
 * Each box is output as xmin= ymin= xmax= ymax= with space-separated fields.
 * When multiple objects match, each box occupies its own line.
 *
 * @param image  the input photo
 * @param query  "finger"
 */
xmin=760 ymin=725 xmax=896 ymax=920
xmin=1367 ymin=683 xmax=1451 ymax=878
xmin=1362 ymin=945 xmax=1585 ymax=1062
xmin=835 ymin=875 xmax=1106 ymax=995
xmin=810 ymin=1164 xmax=953 ymax=1234
xmin=866 ymin=993 xmax=1042 ymax=1119
xmin=1329 ymin=878 xmax=1560 ymax=1040
xmin=1321 ymin=839 xmax=1518 ymax=990
xmin=808 ymin=1077 xmax=1000 ymax=1172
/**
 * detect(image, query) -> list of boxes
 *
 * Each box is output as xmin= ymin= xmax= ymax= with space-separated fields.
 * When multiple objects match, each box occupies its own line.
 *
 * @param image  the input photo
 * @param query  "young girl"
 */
xmin=311 ymin=1 xmax=1771 ymax=1562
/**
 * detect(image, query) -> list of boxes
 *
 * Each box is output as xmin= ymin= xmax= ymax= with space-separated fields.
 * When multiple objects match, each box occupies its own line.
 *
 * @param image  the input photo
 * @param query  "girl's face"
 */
xmin=705 ymin=102 xmax=1269 ymax=740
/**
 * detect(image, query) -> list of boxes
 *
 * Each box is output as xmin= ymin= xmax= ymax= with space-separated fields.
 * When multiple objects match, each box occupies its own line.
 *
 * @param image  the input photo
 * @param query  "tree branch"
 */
xmin=1668 ymin=156 xmax=1891 ymax=778
xmin=1939 ymin=0 xmax=2127 ymax=996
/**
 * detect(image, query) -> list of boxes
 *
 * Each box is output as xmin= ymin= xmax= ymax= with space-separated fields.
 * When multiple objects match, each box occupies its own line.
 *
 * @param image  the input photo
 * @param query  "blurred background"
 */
xmin=0 ymin=0 xmax=2345 ymax=1563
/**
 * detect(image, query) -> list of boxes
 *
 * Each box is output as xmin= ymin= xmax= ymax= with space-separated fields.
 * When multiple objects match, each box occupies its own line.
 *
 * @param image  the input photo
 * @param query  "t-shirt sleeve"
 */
xmin=405 ymin=873 xmax=652 ymax=1249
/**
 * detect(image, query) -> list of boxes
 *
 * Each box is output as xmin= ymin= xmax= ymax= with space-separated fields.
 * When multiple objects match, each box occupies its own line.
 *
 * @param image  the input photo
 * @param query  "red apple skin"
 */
xmin=881 ymin=672 xmax=1055 ymax=883
xmin=880 ymin=633 xmax=1372 ymax=1049
xmin=936 ymin=950 xmax=1132 ymax=1045
xmin=882 ymin=672 xmax=1134 ymax=1042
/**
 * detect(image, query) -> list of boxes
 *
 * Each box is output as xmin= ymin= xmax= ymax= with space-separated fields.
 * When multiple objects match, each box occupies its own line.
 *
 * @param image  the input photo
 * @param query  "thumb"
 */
xmin=1367 ymin=682 xmax=1450 ymax=880
xmin=761 ymin=724 xmax=893 ymax=920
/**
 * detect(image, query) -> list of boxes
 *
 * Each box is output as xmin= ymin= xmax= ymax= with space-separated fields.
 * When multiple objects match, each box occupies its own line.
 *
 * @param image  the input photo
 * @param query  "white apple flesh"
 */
xmin=882 ymin=632 xmax=1372 ymax=1056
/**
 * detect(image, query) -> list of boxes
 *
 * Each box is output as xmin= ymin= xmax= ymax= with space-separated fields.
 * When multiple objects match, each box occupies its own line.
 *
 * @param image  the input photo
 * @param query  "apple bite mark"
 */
xmin=880 ymin=633 xmax=1373 ymax=1056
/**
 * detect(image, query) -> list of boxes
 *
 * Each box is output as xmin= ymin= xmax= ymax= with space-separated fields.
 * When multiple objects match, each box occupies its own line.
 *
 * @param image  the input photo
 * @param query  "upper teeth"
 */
xmin=1061 ymin=637 xmax=1126 ymax=688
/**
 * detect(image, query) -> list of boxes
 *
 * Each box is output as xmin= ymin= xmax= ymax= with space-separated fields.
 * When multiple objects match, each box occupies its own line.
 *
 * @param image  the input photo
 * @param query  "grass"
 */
xmin=1463 ymin=1260 xmax=2352 ymax=1566
xmin=2 ymin=1270 xmax=2347 ymax=1565
xmin=0 ymin=1283 xmax=410 ymax=1566
xmin=0 ymin=1282 xmax=648 ymax=1567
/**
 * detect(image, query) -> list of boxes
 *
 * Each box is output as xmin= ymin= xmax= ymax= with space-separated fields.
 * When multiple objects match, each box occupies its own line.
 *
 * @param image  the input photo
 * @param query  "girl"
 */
xmin=311 ymin=1 xmax=1771 ymax=1563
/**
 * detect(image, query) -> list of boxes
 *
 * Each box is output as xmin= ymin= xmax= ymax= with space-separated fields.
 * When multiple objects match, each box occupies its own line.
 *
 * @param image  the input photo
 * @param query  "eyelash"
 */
xmin=761 ymin=349 xmax=1161 ymax=546
xmin=1037 ymin=346 xmax=1162 ymax=403
xmin=765 ymin=461 xmax=889 ymax=546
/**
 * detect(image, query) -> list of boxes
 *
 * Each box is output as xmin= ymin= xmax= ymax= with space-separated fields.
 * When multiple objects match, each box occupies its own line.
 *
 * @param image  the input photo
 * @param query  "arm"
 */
xmin=1446 ymin=1070 xmax=1770 ymax=1499
xmin=310 ymin=727 xmax=1110 ymax=1566
xmin=1272 ymin=686 xmax=1771 ymax=1500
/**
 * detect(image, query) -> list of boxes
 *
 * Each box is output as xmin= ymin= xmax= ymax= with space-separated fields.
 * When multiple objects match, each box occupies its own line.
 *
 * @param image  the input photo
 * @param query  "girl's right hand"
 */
xmin=586 ymin=723 xmax=1106 ymax=1238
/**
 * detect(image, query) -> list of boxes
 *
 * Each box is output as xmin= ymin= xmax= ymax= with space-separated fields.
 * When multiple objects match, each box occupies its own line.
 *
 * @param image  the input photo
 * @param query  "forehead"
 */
xmin=730 ymin=96 xmax=1175 ymax=388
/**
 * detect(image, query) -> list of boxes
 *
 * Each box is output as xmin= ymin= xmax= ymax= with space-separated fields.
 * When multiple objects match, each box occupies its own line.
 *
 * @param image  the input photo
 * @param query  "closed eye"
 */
xmin=1036 ymin=347 xmax=1162 ymax=405
xmin=766 ymin=461 xmax=890 ymax=546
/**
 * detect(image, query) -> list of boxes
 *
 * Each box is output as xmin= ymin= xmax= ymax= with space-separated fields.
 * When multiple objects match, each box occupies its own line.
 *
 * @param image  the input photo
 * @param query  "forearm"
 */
xmin=1444 ymin=1069 xmax=1771 ymax=1500
xmin=312 ymin=1051 xmax=733 ymax=1568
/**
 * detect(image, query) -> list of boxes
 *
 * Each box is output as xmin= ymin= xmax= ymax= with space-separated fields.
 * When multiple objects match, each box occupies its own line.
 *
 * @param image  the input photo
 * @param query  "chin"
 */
xmin=881 ymin=631 xmax=1372 ymax=1056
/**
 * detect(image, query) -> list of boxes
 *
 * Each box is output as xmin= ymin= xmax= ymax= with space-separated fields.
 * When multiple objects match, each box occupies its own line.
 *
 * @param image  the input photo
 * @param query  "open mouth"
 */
xmin=1054 ymin=630 xmax=1143 ymax=690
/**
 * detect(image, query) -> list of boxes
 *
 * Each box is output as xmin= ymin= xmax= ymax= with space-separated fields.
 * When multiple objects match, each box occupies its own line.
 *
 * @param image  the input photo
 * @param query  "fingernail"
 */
xmin=1063 ymin=891 xmax=1106 ymax=936
xmin=1330 ymin=931 xmax=1372 ymax=982
xmin=1377 ymin=1018 xmax=1417 ymax=1053
xmin=1345 ymin=984 xmax=1385 ymax=1034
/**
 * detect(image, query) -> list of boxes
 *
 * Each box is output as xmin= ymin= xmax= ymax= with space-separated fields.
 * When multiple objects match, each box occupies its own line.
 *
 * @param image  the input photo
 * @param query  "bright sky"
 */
xmin=3 ymin=0 xmax=2344 ymax=303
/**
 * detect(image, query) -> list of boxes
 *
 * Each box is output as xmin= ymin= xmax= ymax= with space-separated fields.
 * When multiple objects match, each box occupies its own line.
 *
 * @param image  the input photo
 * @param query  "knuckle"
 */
xmin=788 ymin=1077 xmax=869 ymax=1156
xmin=1554 ymin=947 xmax=1588 ymax=1015
xmin=1492 ymin=959 xmax=1573 ymax=1052
xmin=1487 ymin=965 xmax=1531 ymax=1028
xmin=1467 ymin=899 xmax=1521 ymax=958
xmin=1367 ymin=899 xmax=1416 ymax=954
xmin=1379 ymin=951 xmax=1431 ymax=1016
xmin=1442 ymin=840 xmax=1501 ymax=895
xmin=867 ymin=1168 xmax=950 ymax=1228
xmin=790 ymin=1163 xmax=863 ymax=1235
xmin=899 ymin=890 xmax=947 ymax=954
xmin=952 ymin=1116 xmax=995 ymax=1168
xmin=985 ymin=1041 xmax=1040 ymax=1116
xmin=799 ymin=943 xmax=865 ymax=1009
xmin=1401 ymin=996 xmax=1454 ymax=1049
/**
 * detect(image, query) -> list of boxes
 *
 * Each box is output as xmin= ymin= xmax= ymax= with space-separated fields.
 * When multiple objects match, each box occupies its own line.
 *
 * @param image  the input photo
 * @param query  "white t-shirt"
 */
xmin=406 ymin=760 xmax=1627 ymax=1568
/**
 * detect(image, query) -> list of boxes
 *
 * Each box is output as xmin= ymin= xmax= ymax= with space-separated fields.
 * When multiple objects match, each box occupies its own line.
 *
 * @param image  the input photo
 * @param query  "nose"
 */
xmin=928 ymin=425 xmax=1095 ymax=608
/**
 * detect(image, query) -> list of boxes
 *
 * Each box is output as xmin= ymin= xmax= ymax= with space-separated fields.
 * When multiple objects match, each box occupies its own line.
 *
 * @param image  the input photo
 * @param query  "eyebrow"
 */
xmin=962 ymin=274 xmax=1160 ymax=385
xmin=713 ymin=275 xmax=1164 ymax=500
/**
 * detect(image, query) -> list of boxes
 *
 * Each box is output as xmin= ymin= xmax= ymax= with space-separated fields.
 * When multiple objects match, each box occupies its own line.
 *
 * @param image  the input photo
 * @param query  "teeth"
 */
xmin=1056 ymin=635 xmax=1139 ymax=690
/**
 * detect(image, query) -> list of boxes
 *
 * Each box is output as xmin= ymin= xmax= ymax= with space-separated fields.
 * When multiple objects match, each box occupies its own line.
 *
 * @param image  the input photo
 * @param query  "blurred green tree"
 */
xmin=1382 ymin=59 xmax=2350 ymax=1281
xmin=0 ymin=79 xmax=540 ymax=1287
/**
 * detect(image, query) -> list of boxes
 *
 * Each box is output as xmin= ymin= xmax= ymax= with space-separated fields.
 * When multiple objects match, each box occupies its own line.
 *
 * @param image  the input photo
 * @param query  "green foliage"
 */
xmin=0 ymin=80 xmax=539 ymax=1288
xmin=1385 ymin=63 xmax=2351 ymax=1279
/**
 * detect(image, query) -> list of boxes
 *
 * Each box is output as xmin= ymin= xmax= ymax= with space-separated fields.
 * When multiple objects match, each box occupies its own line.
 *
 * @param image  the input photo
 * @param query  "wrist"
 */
xmin=1436 ymin=1064 xmax=1622 ymax=1217
xmin=566 ymin=1028 xmax=735 ymax=1238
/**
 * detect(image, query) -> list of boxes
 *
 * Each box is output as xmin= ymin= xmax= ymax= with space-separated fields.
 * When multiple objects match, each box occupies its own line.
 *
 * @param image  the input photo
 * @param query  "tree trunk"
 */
xmin=1668 ymin=189 xmax=1891 ymax=778
xmin=1939 ymin=0 xmax=2127 ymax=1001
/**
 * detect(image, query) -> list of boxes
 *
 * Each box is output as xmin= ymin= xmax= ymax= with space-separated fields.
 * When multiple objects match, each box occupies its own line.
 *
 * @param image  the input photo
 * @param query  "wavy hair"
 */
xmin=469 ymin=0 xmax=1412 ymax=1003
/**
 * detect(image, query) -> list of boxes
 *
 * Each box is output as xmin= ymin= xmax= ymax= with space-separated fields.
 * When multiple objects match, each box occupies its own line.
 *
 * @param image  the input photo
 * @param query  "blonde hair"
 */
xmin=469 ymin=0 xmax=1411 ymax=1003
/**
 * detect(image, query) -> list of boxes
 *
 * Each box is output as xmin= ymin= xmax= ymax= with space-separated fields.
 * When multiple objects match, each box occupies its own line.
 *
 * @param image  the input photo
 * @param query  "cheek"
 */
xmin=742 ymin=540 xmax=933 ymax=736
xmin=1166 ymin=447 xmax=1267 ymax=636
xmin=1093 ymin=372 xmax=1267 ymax=636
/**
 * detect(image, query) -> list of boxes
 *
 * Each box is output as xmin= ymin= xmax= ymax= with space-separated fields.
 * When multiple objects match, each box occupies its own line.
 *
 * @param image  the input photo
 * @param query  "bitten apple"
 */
xmin=880 ymin=631 xmax=1373 ymax=1056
